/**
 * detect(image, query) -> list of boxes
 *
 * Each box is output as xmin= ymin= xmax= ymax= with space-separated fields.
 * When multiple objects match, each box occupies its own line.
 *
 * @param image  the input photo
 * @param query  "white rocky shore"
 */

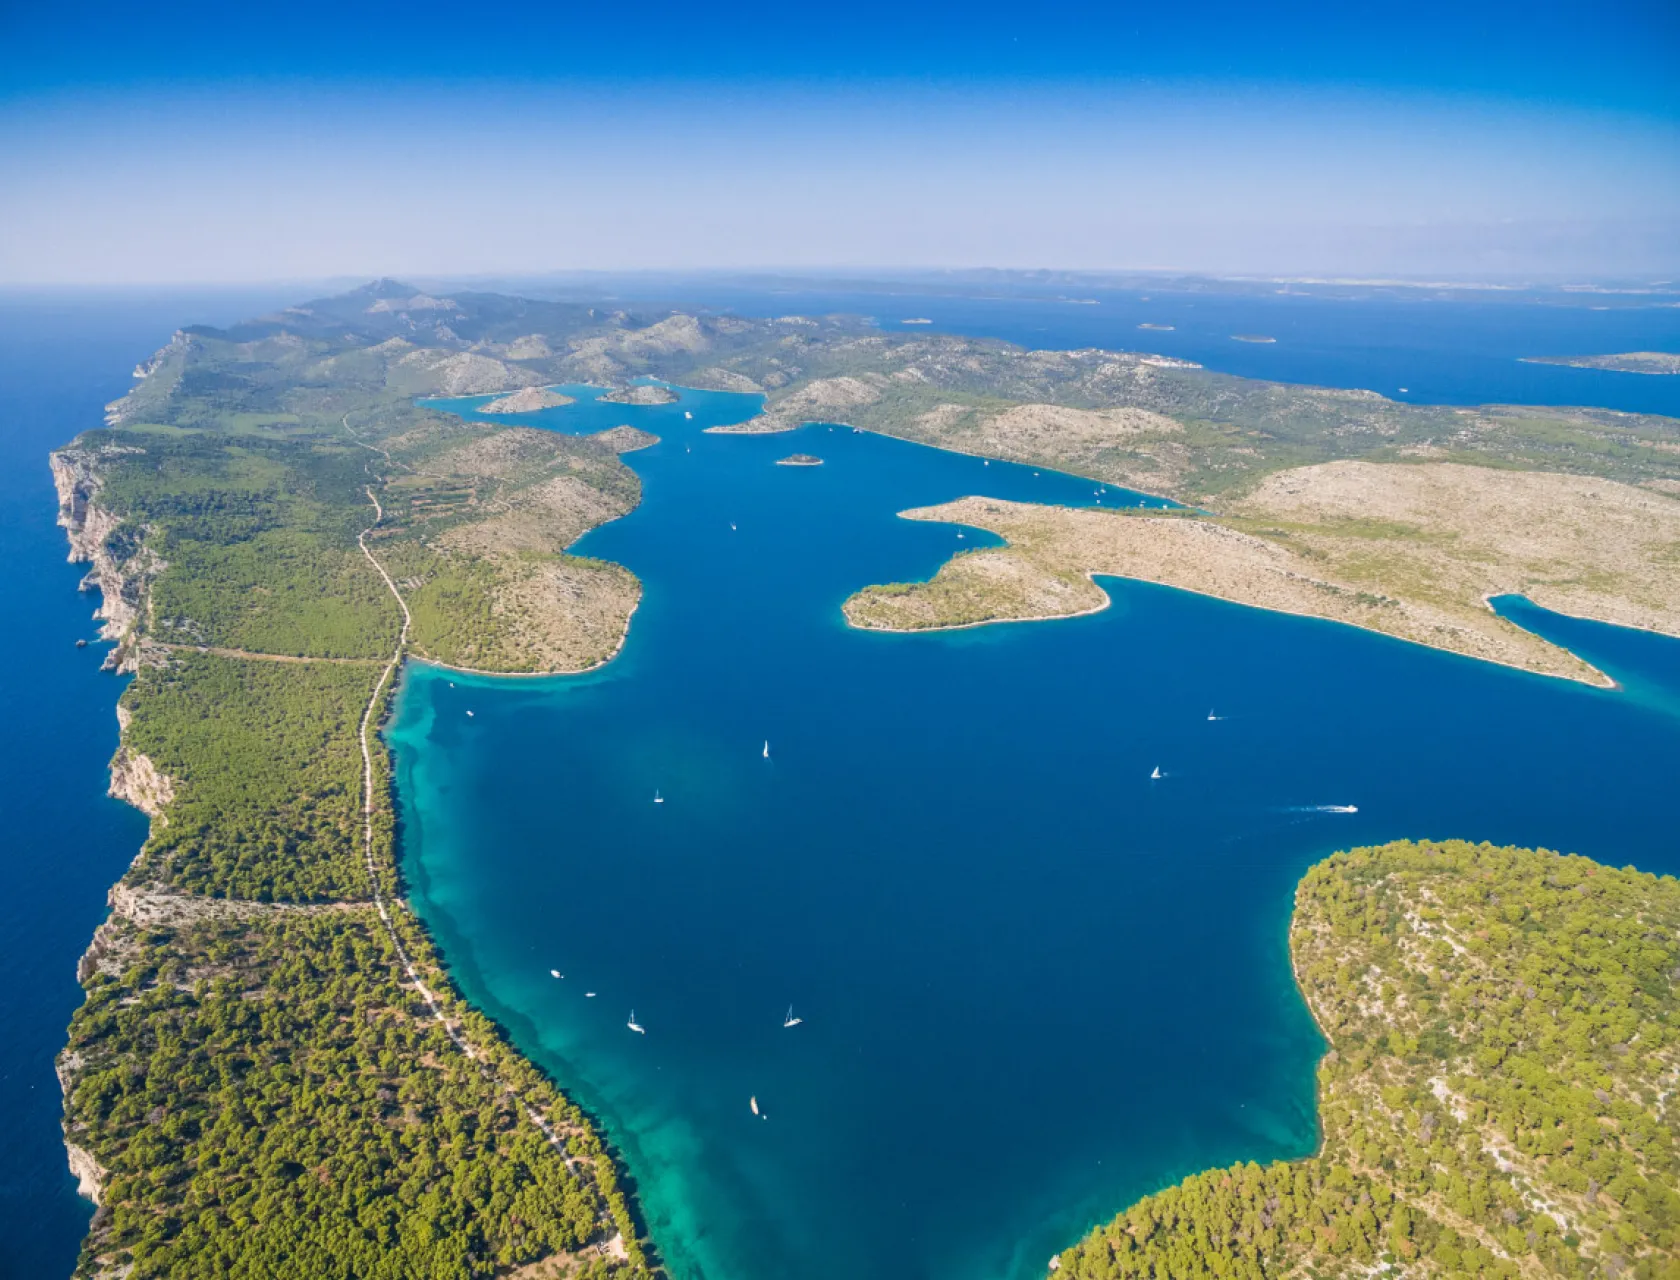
xmin=50 ymin=447 xmax=164 ymax=673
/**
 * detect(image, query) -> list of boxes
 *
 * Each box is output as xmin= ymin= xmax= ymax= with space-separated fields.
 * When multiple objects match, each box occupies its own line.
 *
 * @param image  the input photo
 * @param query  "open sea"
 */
xmin=3 ymin=282 xmax=1679 ymax=1278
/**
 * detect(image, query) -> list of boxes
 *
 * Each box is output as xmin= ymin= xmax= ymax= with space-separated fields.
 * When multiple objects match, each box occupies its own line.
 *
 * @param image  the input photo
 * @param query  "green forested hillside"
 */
xmin=56 ymin=293 xmax=656 ymax=1278
xmin=1057 ymin=840 xmax=1680 ymax=1280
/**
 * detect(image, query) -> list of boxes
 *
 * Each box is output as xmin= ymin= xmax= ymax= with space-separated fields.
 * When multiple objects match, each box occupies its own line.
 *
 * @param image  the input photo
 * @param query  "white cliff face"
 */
xmin=64 ymin=1142 xmax=106 ymax=1205
xmin=107 ymin=747 xmax=175 ymax=822
xmin=51 ymin=448 xmax=164 ymax=672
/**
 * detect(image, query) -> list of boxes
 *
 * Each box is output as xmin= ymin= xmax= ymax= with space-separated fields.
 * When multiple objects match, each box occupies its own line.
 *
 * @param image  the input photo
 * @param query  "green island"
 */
xmin=50 ymin=280 xmax=1680 ymax=1278
xmin=1058 ymin=839 xmax=1680 ymax=1280
xmin=1522 ymin=354 xmax=1680 ymax=376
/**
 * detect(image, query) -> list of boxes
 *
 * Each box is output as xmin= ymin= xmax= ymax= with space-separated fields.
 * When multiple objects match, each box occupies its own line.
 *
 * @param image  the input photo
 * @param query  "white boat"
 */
xmin=585 ymin=992 xmax=596 ymax=998
xmin=983 ymin=459 xmax=989 ymax=466
xmin=1150 ymin=766 xmax=1162 ymax=780
xmin=627 ymin=1010 xmax=645 ymax=1034
xmin=654 ymin=790 xmax=664 ymax=804
xmin=550 ymin=969 xmax=561 ymax=979
xmin=1207 ymin=709 xmax=1219 ymax=721
xmin=466 ymin=710 xmax=475 ymax=718
xmin=762 ymin=740 xmax=770 ymax=759
xmin=730 ymin=521 xmax=737 ymax=531
xmin=783 ymin=1005 xmax=802 ymax=1029
xmin=750 ymin=1096 xmax=760 ymax=1116
xmin=685 ymin=411 xmax=693 ymax=419
xmin=1324 ymin=804 xmax=1359 ymax=814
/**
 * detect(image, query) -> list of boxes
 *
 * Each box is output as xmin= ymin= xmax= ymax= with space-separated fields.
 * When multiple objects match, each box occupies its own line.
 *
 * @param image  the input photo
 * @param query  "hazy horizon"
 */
xmin=2 ymin=1 xmax=1677 ymax=285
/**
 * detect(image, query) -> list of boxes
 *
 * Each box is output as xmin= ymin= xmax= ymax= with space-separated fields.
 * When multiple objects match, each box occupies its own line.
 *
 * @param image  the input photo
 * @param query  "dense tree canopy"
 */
xmin=1058 ymin=840 xmax=1680 ymax=1280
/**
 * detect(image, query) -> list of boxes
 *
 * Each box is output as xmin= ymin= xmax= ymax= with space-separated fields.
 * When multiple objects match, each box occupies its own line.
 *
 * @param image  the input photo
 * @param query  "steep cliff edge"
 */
xmin=51 ymin=447 xmax=164 ymax=673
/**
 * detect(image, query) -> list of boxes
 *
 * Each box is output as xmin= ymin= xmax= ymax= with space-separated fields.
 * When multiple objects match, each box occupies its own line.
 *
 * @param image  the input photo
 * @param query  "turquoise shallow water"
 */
xmin=392 ymin=385 xmax=1680 ymax=1280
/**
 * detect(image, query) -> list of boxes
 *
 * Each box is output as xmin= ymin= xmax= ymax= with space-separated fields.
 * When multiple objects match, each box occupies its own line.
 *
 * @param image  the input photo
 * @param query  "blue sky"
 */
xmin=1 ymin=0 xmax=1676 ymax=282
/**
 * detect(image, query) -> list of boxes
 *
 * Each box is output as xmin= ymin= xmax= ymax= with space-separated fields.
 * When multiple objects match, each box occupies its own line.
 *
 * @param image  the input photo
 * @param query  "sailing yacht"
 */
xmin=783 ymin=1005 xmax=803 ymax=1028
xmin=654 ymin=790 xmax=664 ymax=804
xmin=750 ymin=1096 xmax=760 ymax=1116
xmin=627 ymin=1010 xmax=645 ymax=1034
xmin=1150 ymin=766 xmax=1163 ymax=780
xmin=762 ymin=740 xmax=770 ymax=759
xmin=685 ymin=410 xmax=693 ymax=419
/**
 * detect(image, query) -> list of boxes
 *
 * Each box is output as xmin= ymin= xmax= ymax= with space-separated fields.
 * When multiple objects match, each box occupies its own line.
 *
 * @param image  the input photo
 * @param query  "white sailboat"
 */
xmin=684 ymin=410 xmax=693 ymax=419
xmin=783 ymin=1005 xmax=803 ymax=1029
xmin=654 ymin=790 xmax=664 ymax=804
xmin=627 ymin=1010 xmax=645 ymax=1034
xmin=1207 ymin=709 xmax=1219 ymax=722
xmin=762 ymin=740 xmax=770 ymax=759
xmin=750 ymin=1096 xmax=760 ymax=1116
xmin=730 ymin=521 xmax=737 ymax=531
xmin=1150 ymin=766 xmax=1163 ymax=780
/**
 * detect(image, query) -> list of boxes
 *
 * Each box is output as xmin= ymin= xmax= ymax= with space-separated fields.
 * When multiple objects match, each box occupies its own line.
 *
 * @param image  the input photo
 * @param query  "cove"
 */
xmin=389 ymin=385 xmax=1680 ymax=1280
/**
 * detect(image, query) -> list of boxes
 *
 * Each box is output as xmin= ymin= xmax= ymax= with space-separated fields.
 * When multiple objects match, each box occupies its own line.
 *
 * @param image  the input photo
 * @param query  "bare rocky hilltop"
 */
xmin=600 ymin=384 xmax=680 ymax=405
xmin=480 ymin=385 xmax=575 ymax=413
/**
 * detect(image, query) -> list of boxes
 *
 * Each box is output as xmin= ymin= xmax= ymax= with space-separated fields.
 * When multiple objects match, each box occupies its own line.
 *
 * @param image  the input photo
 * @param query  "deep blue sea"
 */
xmin=3 ymin=283 xmax=1679 ymax=1279
xmin=394 ymin=374 xmax=1680 ymax=1278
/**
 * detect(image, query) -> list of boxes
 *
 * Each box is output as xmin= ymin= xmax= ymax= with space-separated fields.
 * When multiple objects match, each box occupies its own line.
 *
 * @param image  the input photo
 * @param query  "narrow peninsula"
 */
xmin=53 ymin=280 xmax=659 ymax=1278
xmin=841 ymin=460 xmax=1680 ymax=686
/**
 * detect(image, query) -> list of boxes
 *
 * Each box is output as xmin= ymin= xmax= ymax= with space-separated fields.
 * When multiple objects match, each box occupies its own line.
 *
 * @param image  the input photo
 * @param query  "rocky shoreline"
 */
xmin=50 ymin=448 xmax=164 ymax=674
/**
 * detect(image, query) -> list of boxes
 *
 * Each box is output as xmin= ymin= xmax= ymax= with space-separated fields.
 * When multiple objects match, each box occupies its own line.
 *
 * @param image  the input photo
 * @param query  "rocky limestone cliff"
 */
xmin=64 ymin=1141 xmax=105 ymax=1206
xmin=107 ymin=747 xmax=175 ymax=822
xmin=51 ymin=448 xmax=165 ymax=672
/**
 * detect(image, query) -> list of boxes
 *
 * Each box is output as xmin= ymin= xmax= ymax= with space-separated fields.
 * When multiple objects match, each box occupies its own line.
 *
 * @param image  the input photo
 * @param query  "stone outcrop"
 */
xmin=481 ymin=386 xmax=575 ymax=413
xmin=107 ymin=747 xmax=175 ymax=821
xmin=599 ymin=384 xmax=680 ymax=406
xmin=51 ymin=448 xmax=165 ymax=671
xmin=65 ymin=1142 xmax=105 ymax=1205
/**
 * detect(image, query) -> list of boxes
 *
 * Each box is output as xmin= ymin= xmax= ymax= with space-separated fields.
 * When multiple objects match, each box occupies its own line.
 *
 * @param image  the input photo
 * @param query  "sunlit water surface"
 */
xmin=392 ymin=383 xmax=1680 ymax=1280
